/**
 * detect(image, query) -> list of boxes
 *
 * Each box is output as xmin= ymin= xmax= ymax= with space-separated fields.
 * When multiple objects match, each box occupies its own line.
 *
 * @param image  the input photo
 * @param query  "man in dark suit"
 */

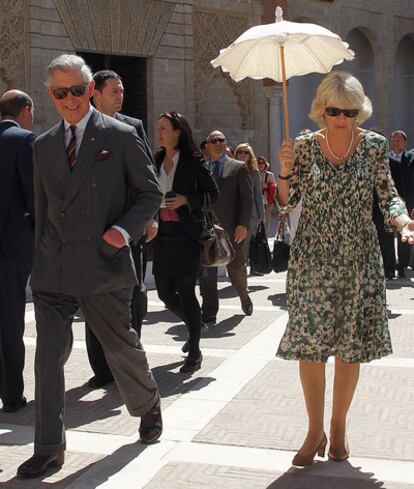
xmin=80 ymin=70 xmax=156 ymax=389
xmin=389 ymin=130 xmax=414 ymax=278
xmin=17 ymin=54 xmax=163 ymax=478
xmin=0 ymin=90 xmax=35 ymax=413
xmin=199 ymin=130 xmax=253 ymax=323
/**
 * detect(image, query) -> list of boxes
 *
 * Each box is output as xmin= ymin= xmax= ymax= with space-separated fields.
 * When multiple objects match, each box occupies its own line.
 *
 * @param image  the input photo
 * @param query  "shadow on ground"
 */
xmin=266 ymin=461 xmax=385 ymax=489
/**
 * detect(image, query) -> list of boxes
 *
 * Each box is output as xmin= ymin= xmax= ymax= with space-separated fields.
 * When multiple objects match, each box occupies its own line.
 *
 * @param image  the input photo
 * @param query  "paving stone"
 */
xmin=143 ymin=462 xmax=414 ymax=489
xmin=195 ymin=359 xmax=414 ymax=461
xmin=1 ymin=345 xmax=223 ymax=437
xmin=0 ymin=445 xmax=104 ymax=487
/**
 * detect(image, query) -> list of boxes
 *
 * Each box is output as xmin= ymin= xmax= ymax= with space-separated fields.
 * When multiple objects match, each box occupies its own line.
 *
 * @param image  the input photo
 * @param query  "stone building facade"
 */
xmin=0 ymin=0 xmax=413 ymax=171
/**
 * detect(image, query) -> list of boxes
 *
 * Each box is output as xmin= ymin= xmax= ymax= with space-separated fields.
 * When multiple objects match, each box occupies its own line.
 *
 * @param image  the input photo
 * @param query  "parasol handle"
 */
xmin=279 ymin=43 xmax=290 ymax=139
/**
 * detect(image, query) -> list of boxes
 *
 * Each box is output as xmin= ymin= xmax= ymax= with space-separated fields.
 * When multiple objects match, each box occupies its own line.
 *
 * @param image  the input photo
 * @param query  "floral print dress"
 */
xmin=276 ymin=130 xmax=408 ymax=363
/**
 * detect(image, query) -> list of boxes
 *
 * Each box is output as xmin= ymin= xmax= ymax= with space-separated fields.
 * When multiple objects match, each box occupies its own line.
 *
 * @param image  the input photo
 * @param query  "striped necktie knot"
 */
xmin=66 ymin=125 xmax=77 ymax=169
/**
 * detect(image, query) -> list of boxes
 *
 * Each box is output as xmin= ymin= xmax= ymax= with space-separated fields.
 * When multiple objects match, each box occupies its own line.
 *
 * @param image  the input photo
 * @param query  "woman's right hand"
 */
xmin=278 ymin=139 xmax=294 ymax=176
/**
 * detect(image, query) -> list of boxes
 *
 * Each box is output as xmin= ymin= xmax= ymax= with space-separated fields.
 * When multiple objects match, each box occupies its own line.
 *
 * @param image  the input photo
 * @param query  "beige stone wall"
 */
xmin=2 ymin=0 xmax=412 ymax=149
xmin=288 ymin=0 xmax=414 ymax=139
xmin=0 ymin=0 xmax=29 ymax=93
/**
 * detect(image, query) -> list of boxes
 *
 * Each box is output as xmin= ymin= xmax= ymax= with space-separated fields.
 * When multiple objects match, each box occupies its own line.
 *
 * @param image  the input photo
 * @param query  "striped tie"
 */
xmin=66 ymin=125 xmax=77 ymax=169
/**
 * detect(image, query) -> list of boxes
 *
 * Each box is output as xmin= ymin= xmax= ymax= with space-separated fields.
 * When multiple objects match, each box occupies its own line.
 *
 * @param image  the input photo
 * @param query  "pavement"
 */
xmin=0 ymin=266 xmax=414 ymax=489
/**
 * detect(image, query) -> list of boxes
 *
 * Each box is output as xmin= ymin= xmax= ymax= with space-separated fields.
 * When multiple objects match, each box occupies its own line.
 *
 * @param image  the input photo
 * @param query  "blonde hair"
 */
xmin=309 ymin=71 xmax=373 ymax=128
xmin=234 ymin=143 xmax=258 ymax=171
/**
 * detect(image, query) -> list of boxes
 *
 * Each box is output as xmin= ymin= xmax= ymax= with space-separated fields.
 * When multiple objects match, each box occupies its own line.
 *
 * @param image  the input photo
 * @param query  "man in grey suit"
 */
xmin=199 ymin=130 xmax=253 ymax=323
xmin=80 ymin=69 xmax=157 ymax=389
xmin=17 ymin=54 xmax=163 ymax=478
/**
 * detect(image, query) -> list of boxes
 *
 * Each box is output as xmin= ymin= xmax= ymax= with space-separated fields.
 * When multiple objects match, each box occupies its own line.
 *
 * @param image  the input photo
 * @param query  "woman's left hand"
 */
xmin=165 ymin=193 xmax=188 ymax=209
xmin=401 ymin=220 xmax=414 ymax=244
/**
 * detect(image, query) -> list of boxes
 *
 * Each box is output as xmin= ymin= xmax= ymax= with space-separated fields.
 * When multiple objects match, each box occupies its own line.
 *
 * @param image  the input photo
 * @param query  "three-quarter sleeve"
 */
xmin=375 ymin=138 xmax=408 ymax=231
xmin=277 ymin=136 xmax=308 ymax=213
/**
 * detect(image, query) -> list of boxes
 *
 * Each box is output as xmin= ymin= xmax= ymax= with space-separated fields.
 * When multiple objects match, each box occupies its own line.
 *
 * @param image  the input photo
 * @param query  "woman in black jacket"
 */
xmin=154 ymin=112 xmax=219 ymax=373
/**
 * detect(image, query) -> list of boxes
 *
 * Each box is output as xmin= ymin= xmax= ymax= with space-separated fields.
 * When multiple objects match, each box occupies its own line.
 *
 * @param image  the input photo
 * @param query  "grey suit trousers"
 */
xmin=200 ymin=241 xmax=249 ymax=318
xmin=33 ymin=288 xmax=159 ymax=455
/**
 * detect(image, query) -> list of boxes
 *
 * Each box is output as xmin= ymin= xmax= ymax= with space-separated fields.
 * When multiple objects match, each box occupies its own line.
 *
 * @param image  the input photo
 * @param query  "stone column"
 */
xmin=263 ymin=85 xmax=284 ymax=174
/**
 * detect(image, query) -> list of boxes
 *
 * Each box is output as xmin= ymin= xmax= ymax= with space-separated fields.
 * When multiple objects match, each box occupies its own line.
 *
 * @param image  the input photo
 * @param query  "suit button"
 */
xmin=91 ymin=182 xmax=97 ymax=188
xmin=62 ymin=238 xmax=67 ymax=243
xmin=60 ymin=212 xmax=65 ymax=218
xmin=85 ymin=210 xmax=90 ymax=216
xmin=87 ymin=236 xmax=92 ymax=241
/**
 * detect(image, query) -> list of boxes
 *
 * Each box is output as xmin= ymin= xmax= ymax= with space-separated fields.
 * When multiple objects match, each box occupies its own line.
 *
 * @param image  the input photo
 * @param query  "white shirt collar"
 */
xmin=63 ymin=105 xmax=94 ymax=132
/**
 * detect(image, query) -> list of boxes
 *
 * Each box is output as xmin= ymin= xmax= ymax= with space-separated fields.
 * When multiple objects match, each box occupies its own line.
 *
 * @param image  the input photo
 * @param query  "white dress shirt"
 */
xmin=159 ymin=151 xmax=180 ymax=208
xmin=63 ymin=105 xmax=94 ymax=156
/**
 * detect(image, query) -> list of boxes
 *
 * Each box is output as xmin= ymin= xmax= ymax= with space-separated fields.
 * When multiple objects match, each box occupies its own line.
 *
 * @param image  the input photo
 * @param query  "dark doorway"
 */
xmin=77 ymin=52 xmax=147 ymax=130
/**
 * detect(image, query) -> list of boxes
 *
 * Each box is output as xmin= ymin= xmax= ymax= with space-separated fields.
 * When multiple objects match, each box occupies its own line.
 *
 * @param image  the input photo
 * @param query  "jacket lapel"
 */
xmin=63 ymin=110 xmax=106 ymax=210
xmin=221 ymin=155 xmax=233 ymax=178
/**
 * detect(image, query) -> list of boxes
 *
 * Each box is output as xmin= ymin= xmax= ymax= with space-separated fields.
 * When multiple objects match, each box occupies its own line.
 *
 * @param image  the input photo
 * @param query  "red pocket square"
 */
xmin=97 ymin=150 xmax=112 ymax=160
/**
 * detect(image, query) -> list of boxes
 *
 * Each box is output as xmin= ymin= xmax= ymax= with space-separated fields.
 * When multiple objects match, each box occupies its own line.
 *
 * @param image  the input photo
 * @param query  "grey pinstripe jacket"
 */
xmin=30 ymin=109 xmax=162 ymax=296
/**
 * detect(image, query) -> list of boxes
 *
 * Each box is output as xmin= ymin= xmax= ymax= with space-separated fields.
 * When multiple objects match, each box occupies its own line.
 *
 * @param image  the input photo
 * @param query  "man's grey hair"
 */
xmin=46 ymin=54 xmax=93 ymax=86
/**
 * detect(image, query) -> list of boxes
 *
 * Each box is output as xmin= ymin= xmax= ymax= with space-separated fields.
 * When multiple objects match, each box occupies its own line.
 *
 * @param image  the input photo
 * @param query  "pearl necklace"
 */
xmin=325 ymin=129 xmax=355 ymax=161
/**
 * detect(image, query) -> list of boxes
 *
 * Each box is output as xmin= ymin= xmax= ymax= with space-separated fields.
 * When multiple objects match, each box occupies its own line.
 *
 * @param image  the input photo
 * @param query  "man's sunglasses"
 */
xmin=208 ymin=137 xmax=226 ymax=144
xmin=325 ymin=107 xmax=359 ymax=118
xmin=51 ymin=84 xmax=88 ymax=100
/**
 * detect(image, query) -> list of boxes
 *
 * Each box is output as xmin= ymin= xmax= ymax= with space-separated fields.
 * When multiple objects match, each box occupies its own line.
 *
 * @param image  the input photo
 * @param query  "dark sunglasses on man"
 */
xmin=208 ymin=137 xmax=226 ymax=144
xmin=325 ymin=107 xmax=359 ymax=118
xmin=51 ymin=84 xmax=88 ymax=100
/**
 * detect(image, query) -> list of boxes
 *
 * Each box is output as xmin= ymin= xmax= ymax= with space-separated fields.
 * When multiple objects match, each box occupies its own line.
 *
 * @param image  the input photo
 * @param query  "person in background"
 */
xmin=0 ymin=90 xmax=35 ymax=413
xmin=389 ymin=130 xmax=414 ymax=278
xmin=234 ymin=143 xmax=265 ymax=272
xmin=200 ymin=130 xmax=253 ymax=322
xmin=153 ymin=112 xmax=219 ymax=373
xmin=257 ymin=155 xmax=276 ymax=236
xmin=83 ymin=69 xmax=157 ymax=389
xmin=276 ymin=71 xmax=414 ymax=467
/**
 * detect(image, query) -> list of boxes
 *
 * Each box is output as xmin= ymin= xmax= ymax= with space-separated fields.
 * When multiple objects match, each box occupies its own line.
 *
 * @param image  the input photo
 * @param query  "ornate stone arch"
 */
xmin=0 ymin=0 xmax=29 ymax=90
xmin=193 ymin=9 xmax=252 ymax=130
xmin=53 ymin=0 xmax=175 ymax=56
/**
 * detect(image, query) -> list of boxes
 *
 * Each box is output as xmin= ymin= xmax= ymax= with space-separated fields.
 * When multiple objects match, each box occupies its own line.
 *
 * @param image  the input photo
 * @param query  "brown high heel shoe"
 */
xmin=328 ymin=435 xmax=350 ymax=461
xmin=292 ymin=433 xmax=327 ymax=466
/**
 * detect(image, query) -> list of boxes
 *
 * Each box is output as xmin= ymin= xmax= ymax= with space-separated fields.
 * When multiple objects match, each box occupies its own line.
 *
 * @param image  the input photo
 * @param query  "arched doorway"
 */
xmin=394 ymin=36 xmax=414 ymax=145
xmin=342 ymin=29 xmax=376 ymax=129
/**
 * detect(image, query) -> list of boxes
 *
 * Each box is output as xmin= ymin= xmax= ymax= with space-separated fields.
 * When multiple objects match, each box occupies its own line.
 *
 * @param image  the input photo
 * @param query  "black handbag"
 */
xmin=272 ymin=220 xmax=292 ymax=273
xmin=199 ymin=195 xmax=235 ymax=267
xmin=249 ymin=222 xmax=272 ymax=274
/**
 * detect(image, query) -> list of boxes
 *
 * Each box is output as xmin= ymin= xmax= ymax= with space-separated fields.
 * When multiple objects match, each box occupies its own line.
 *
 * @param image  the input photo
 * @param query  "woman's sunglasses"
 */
xmin=51 ymin=84 xmax=88 ymax=100
xmin=325 ymin=107 xmax=359 ymax=118
xmin=236 ymin=149 xmax=251 ymax=155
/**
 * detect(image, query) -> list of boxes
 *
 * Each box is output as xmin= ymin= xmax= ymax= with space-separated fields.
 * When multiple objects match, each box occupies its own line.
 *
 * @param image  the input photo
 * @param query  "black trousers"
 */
xmin=374 ymin=222 xmax=396 ymax=276
xmin=0 ymin=256 xmax=31 ymax=404
xmin=85 ymin=242 xmax=147 ymax=381
xmin=155 ymin=273 xmax=201 ymax=357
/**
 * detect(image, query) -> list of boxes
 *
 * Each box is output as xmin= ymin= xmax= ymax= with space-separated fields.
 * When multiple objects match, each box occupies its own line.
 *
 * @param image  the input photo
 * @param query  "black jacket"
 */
xmin=154 ymin=150 xmax=219 ymax=212
xmin=0 ymin=120 xmax=35 ymax=261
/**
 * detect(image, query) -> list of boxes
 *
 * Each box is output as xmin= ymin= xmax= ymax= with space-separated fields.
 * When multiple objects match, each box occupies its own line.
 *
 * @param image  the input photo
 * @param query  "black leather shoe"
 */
xmin=139 ymin=401 xmax=162 ymax=444
xmin=397 ymin=268 xmax=407 ymax=279
xmin=180 ymin=353 xmax=203 ymax=373
xmin=241 ymin=298 xmax=253 ymax=316
xmin=2 ymin=396 xmax=27 ymax=413
xmin=87 ymin=375 xmax=114 ymax=389
xmin=201 ymin=315 xmax=216 ymax=324
xmin=17 ymin=452 xmax=64 ymax=478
